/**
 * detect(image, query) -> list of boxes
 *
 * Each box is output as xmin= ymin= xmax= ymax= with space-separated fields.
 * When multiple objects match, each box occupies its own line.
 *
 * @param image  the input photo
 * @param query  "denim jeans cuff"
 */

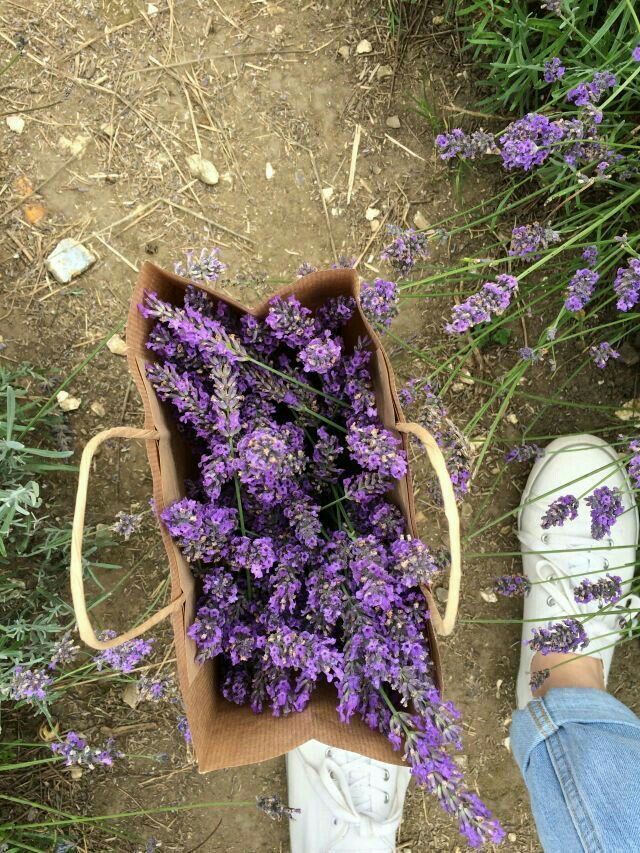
xmin=510 ymin=687 xmax=640 ymax=773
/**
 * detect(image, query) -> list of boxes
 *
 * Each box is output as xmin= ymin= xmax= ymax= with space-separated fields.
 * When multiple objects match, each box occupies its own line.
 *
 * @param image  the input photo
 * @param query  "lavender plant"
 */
xmin=142 ymin=273 xmax=504 ymax=847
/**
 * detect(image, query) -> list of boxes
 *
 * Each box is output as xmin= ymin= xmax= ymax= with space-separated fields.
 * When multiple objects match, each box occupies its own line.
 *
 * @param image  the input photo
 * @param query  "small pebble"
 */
xmin=107 ymin=334 xmax=128 ymax=356
xmin=365 ymin=207 xmax=380 ymax=221
xmin=90 ymin=401 xmax=106 ymax=417
xmin=6 ymin=115 xmax=24 ymax=134
xmin=386 ymin=115 xmax=401 ymax=129
xmin=57 ymin=391 xmax=81 ymax=412
xmin=356 ymin=39 xmax=372 ymax=54
xmin=480 ymin=589 xmax=497 ymax=603
xmin=337 ymin=45 xmax=350 ymax=60
xmin=187 ymin=154 xmax=219 ymax=185
xmin=435 ymin=586 xmax=449 ymax=604
xmin=46 ymin=238 xmax=96 ymax=283
xmin=376 ymin=65 xmax=393 ymax=80
xmin=265 ymin=162 xmax=275 ymax=180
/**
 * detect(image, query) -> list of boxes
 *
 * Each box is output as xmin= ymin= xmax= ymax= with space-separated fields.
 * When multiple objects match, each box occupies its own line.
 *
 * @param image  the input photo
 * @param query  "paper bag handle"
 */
xmin=70 ymin=426 xmax=186 ymax=650
xmin=396 ymin=421 xmax=462 ymax=637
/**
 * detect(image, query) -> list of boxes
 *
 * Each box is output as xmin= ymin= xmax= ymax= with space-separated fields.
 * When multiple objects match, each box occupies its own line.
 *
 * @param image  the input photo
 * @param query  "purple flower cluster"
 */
xmin=573 ymin=574 xmax=623 ymax=606
xmin=94 ymin=630 xmax=154 ymax=673
xmin=435 ymin=129 xmax=498 ymax=162
xmin=543 ymin=57 xmax=565 ymax=83
xmin=51 ymin=731 xmax=122 ymax=769
xmin=49 ymin=632 xmax=80 ymax=670
xmin=111 ymin=510 xmax=143 ymax=540
xmin=613 ymin=258 xmax=640 ymax=311
xmin=567 ymin=72 xmax=617 ymax=107
xmin=9 ymin=666 xmax=53 ymax=704
xmin=582 ymin=245 xmax=598 ymax=267
xmin=590 ymin=342 xmax=619 ymax=369
xmin=399 ymin=380 xmax=472 ymax=501
xmin=494 ymin=574 xmax=531 ymax=597
xmin=360 ymin=278 xmax=399 ymax=327
xmin=541 ymin=494 xmax=579 ymax=529
xmin=528 ymin=618 xmax=589 ymax=654
xmin=141 ymin=273 xmax=503 ymax=846
xmin=585 ymin=486 xmax=623 ymax=540
xmin=509 ymin=222 xmax=560 ymax=260
xmin=445 ymin=275 xmax=518 ymax=334
xmin=504 ymin=443 xmax=543 ymax=464
xmin=380 ymin=226 xmax=430 ymax=275
xmin=175 ymin=248 xmax=226 ymax=283
xmin=564 ymin=268 xmax=599 ymax=312
xmin=633 ymin=45 xmax=640 ymax=62
xmin=628 ymin=439 xmax=640 ymax=489
xmin=499 ymin=113 xmax=564 ymax=170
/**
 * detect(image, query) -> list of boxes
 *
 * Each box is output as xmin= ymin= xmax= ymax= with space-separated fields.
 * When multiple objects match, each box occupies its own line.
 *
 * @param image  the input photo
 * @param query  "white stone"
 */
xmin=321 ymin=186 xmax=334 ymax=202
xmin=377 ymin=65 xmax=393 ymax=80
xmin=90 ymin=401 xmax=106 ymax=417
xmin=46 ymin=239 xmax=96 ymax=283
xmin=147 ymin=2 xmax=159 ymax=15
xmin=356 ymin=39 xmax=372 ymax=54
xmin=107 ymin=334 xmax=128 ymax=356
xmin=337 ymin=45 xmax=350 ymax=60
xmin=480 ymin=589 xmax=498 ymax=603
xmin=365 ymin=207 xmax=380 ymax=221
xmin=413 ymin=210 xmax=429 ymax=230
xmin=265 ymin=162 xmax=275 ymax=180
xmin=386 ymin=115 xmax=401 ymax=129
xmin=369 ymin=219 xmax=380 ymax=233
xmin=6 ymin=115 xmax=24 ymax=134
xmin=57 ymin=391 xmax=81 ymax=412
xmin=187 ymin=154 xmax=219 ymax=185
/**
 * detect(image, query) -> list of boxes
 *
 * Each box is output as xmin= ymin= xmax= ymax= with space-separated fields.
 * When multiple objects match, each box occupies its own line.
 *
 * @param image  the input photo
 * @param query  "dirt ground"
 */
xmin=2 ymin=0 xmax=640 ymax=851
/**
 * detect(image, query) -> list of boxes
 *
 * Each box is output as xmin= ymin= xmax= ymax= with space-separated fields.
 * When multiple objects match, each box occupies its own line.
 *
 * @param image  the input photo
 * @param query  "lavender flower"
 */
xmin=543 ymin=57 xmax=565 ymax=83
xmin=504 ymin=443 xmax=542 ymax=463
xmin=528 ymin=618 xmax=589 ymax=654
xmin=541 ymin=494 xmax=579 ymax=529
xmin=518 ymin=347 xmax=541 ymax=363
xmin=175 ymin=248 xmax=226 ymax=283
xmin=627 ymin=439 xmax=640 ymax=489
xmin=435 ymin=129 xmax=497 ymax=162
xmin=530 ymin=669 xmax=550 ymax=692
xmin=9 ymin=666 xmax=52 ymax=704
xmin=177 ymin=715 xmax=192 ymax=743
xmin=590 ymin=342 xmax=620 ymax=369
xmin=49 ymin=632 xmax=80 ymax=670
xmin=582 ymin=245 xmax=598 ymax=267
xmin=499 ymin=114 xmax=564 ymax=171
xmin=136 ymin=676 xmax=173 ymax=702
xmin=265 ymin=296 xmax=316 ymax=347
xmin=585 ymin=486 xmax=623 ymax=539
xmin=567 ymin=71 xmax=617 ymax=107
xmin=256 ymin=794 xmax=301 ymax=821
xmin=633 ymin=45 xmax=640 ymax=62
xmin=564 ymin=268 xmax=599 ymax=312
xmin=360 ymin=278 xmax=399 ymax=327
xmin=494 ymin=574 xmax=531 ymax=597
xmin=51 ymin=732 xmax=122 ymax=769
xmin=574 ymin=574 xmax=623 ymax=605
xmin=509 ymin=222 xmax=560 ymax=260
xmin=296 ymin=262 xmax=317 ymax=277
xmin=390 ymin=537 xmax=440 ymax=585
xmin=94 ymin=630 xmax=154 ymax=673
xmin=540 ymin=0 xmax=562 ymax=12
xmin=346 ymin=423 xmax=407 ymax=480
xmin=613 ymin=258 xmax=640 ymax=311
xmin=299 ymin=331 xmax=341 ymax=374
xmin=111 ymin=510 xmax=143 ymax=540
xmin=380 ymin=226 xmax=431 ymax=275
xmin=445 ymin=274 xmax=518 ymax=334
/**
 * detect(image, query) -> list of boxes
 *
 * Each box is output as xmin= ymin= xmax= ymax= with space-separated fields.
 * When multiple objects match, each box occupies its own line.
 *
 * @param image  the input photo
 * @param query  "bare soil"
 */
xmin=2 ymin=1 xmax=639 ymax=851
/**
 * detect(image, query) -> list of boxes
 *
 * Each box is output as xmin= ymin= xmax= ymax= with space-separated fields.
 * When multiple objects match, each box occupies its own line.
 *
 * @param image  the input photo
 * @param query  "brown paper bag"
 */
xmin=70 ymin=262 xmax=462 ymax=771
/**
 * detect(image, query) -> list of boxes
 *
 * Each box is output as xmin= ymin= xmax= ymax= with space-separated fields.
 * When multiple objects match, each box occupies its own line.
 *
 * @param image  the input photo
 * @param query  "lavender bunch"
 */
xmin=141 ymin=263 xmax=503 ymax=846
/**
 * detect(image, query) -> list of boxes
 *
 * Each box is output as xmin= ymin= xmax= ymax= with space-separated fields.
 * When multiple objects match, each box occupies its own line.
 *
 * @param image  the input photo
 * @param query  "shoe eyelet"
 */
xmin=541 ymin=533 xmax=549 ymax=545
xmin=603 ymin=559 xmax=609 ymax=569
xmin=546 ymin=596 xmax=556 ymax=607
xmin=329 ymin=770 xmax=335 ymax=780
xmin=545 ymin=575 xmax=555 ymax=583
xmin=384 ymin=793 xmax=389 ymax=804
xmin=383 ymin=769 xmax=390 ymax=781
xmin=333 ymin=818 xmax=339 ymax=826
xmin=607 ymin=538 xmax=614 ymax=547
xmin=325 ymin=748 xmax=332 ymax=757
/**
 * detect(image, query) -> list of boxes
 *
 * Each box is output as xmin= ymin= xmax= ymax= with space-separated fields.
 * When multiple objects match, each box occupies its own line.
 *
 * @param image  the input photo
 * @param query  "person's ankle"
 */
xmin=531 ymin=652 xmax=605 ymax=698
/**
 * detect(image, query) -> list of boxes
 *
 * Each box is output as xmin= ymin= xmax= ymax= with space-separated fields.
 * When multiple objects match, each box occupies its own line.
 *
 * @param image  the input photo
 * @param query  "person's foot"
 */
xmin=286 ymin=740 xmax=410 ymax=852
xmin=516 ymin=434 xmax=640 ymax=708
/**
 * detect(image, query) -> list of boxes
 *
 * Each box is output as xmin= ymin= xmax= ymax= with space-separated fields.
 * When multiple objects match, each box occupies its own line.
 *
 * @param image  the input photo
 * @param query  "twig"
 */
xmin=384 ymin=134 xmax=426 ymax=162
xmin=162 ymin=198 xmax=255 ymax=245
xmin=440 ymin=103 xmax=506 ymax=121
xmin=346 ymin=123 xmax=361 ymax=205
xmin=308 ymin=152 xmax=337 ymax=263
xmin=92 ymin=234 xmax=139 ymax=271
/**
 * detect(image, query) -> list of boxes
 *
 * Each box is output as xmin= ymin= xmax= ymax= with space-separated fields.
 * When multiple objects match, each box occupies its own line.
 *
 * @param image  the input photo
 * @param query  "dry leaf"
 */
xmin=13 ymin=175 xmax=33 ymax=197
xmin=107 ymin=334 xmax=128 ymax=356
xmin=337 ymin=45 xmax=350 ymax=60
xmin=39 ymin=721 xmax=59 ymax=742
xmin=122 ymin=682 xmax=140 ymax=709
xmin=413 ymin=210 xmax=429 ymax=230
xmin=24 ymin=203 xmax=46 ymax=224
xmin=57 ymin=390 xmax=81 ymax=412
xmin=90 ymin=401 xmax=106 ymax=417
xmin=615 ymin=399 xmax=640 ymax=424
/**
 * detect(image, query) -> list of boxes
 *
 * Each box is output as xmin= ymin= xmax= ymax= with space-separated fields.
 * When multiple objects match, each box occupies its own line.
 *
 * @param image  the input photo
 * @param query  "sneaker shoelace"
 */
xmin=304 ymin=749 xmax=400 ymax=849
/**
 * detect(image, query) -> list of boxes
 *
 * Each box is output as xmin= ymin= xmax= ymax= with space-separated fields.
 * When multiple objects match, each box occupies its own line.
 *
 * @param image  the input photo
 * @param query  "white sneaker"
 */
xmin=516 ymin=434 xmax=640 ymax=709
xmin=286 ymin=740 xmax=411 ymax=853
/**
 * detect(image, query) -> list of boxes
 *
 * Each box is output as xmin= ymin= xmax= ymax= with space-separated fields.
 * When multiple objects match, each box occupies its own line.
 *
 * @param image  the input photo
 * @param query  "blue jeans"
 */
xmin=511 ymin=688 xmax=640 ymax=852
